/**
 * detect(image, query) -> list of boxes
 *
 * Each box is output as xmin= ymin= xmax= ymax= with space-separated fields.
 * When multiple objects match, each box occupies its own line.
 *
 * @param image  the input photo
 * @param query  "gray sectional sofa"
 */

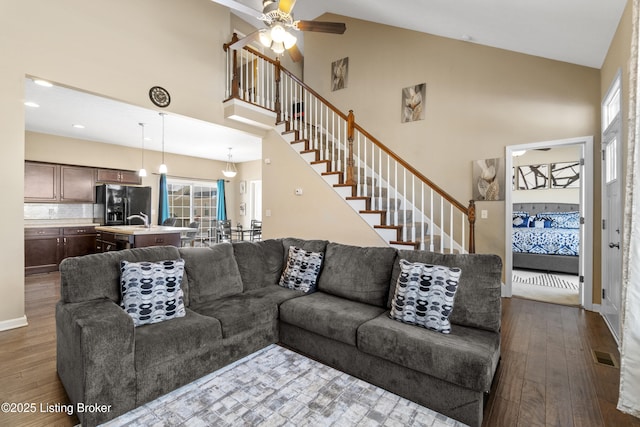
xmin=56 ymin=238 xmax=502 ymax=427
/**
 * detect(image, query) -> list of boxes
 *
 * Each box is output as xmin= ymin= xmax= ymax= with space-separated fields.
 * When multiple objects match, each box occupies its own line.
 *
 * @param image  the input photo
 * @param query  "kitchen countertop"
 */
xmin=95 ymin=225 xmax=195 ymax=235
xmin=25 ymin=221 xmax=101 ymax=229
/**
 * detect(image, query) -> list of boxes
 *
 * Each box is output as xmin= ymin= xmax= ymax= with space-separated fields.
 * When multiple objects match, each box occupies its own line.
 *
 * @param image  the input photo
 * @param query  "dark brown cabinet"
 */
xmin=60 ymin=166 xmax=96 ymax=202
xmin=24 ymin=162 xmax=96 ymax=203
xmin=24 ymin=162 xmax=58 ymax=202
xmin=25 ymin=226 xmax=97 ymax=275
xmin=133 ymin=233 xmax=181 ymax=248
xmin=96 ymin=168 xmax=141 ymax=185
xmin=25 ymin=228 xmax=62 ymax=275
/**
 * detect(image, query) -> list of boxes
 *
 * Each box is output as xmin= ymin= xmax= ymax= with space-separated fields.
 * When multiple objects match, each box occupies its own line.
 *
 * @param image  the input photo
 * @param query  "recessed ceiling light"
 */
xmin=24 ymin=101 xmax=40 ymax=108
xmin=72 ymin=124 xmax=85 ymax=129
xmin=33 ymin=79 xmax=53 ymax=87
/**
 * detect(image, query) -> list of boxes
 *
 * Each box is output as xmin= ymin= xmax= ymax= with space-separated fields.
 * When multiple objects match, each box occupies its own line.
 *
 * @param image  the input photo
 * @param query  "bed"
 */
xmin=512 ymin=203 xmax=580 ymax=275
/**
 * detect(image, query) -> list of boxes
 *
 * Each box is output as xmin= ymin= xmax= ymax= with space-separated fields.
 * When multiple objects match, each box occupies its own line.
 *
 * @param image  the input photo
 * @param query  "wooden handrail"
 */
xmin=223 ymin=36 xmax=475 ymax=252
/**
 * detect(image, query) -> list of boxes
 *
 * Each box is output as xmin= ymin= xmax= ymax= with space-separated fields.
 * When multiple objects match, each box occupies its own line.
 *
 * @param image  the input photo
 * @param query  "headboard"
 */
xmin=513 ymin=202 xmax=579 ymax=215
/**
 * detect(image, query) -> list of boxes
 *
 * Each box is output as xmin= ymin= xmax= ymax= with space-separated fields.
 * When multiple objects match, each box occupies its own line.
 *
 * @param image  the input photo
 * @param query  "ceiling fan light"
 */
xmin=271 ymin=41 xmax=285 ymax=54
xmin=270 ymin=24 xmax=286 ymax=43
xmin=283 ymin=31 xmax=297 ymax=49
xmin=259 ymin=29 xmax=272 ymax=47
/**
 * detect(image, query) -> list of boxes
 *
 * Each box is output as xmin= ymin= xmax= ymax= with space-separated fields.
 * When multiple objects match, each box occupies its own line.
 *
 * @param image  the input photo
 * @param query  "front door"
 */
xmin=601 ymin=74 xmax=623 ymax=342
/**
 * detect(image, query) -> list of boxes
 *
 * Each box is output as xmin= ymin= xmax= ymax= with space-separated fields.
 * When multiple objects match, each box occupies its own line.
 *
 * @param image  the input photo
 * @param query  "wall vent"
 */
xmin=591 ymin=349 xmax=618 ymax=368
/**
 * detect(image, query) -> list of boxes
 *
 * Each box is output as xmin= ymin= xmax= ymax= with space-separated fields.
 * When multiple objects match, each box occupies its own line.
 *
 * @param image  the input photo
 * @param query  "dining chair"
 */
xmin=217 ymin=220 xmax=232 ymax=243
xmin=180 ymin=221 xmax=199 ymax=247
xmin=162 ymin=217 xmax=177 ymax=227
xmin=250 ymin=219 xmax=262 ymax=241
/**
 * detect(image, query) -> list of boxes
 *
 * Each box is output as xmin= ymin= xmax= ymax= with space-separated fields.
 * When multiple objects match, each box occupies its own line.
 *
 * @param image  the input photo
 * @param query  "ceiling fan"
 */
xmin=219 ymin=0 xmax=346 ymax=62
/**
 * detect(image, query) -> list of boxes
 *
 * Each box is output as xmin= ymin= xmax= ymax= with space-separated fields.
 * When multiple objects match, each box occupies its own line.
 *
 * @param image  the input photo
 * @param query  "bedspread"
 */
xmin=512 ymin=227 xmax=580 ymax=256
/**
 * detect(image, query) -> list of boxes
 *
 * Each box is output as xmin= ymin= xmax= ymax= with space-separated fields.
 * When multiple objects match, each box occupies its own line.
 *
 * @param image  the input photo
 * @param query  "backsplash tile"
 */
xmin=24 ymin=203 xmax=94 ymax=220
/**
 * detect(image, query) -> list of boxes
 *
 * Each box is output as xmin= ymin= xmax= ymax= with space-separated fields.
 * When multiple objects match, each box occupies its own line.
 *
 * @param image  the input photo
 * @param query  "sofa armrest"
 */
xmin=56 ymin=299 xmax=136 ymax=426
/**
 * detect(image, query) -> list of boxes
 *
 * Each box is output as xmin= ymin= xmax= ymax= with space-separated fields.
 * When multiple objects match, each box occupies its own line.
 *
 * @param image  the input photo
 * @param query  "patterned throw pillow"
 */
xmin=512 ymin=211 xmax=530 ymax=228
xmin=389 ymin=259 xmax=461 ymax=334
xmin=120 ymin=259 xmax=186 ymax=327
xmin=537 ymin=211 xmax=580 ymax=229
xmin=279 ymin=246 xmax=324 ymax=293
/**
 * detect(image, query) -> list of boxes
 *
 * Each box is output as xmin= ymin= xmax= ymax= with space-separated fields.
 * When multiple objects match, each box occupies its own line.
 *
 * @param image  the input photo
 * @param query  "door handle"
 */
xmin=609 ymin=242 xmax=620 ymax=249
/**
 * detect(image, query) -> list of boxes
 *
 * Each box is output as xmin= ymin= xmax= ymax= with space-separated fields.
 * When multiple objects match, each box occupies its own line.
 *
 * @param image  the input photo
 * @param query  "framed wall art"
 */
xmin=401 ymin=83 xmax=426 ymax=123
xmin=472 ymin=157 xmax=505 ymax=201
xmin=331 ymin=57 xmax=348 ymax=91
xmin=551 ymin=161 xmax=580 ymax=188
xmin=516 ymin=164 xmax=549 ymax=190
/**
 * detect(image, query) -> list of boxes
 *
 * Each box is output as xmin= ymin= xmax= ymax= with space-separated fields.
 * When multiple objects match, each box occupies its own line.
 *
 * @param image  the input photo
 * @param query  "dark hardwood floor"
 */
xmin=0 ymin=273 xmax=638 ymax=427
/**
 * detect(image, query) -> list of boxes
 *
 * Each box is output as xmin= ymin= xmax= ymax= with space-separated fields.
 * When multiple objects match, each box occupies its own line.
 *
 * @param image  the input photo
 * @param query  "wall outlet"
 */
xmin=481 ymin=209 xmax=488 ymax=219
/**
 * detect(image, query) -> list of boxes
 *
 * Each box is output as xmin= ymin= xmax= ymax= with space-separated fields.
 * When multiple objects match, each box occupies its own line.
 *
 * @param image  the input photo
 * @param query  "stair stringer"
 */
xmin=278 ymin=122 xmax=466 ymax=252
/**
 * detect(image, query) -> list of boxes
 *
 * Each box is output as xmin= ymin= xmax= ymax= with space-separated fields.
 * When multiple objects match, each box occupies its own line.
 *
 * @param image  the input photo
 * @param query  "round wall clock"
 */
xmin=149 ymin=86 xmax=171 ymax=108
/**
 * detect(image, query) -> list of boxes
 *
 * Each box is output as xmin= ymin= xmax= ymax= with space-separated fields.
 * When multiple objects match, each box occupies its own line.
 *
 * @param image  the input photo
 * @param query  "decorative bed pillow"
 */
xmin=120 ymin=259 xmax=186 ymax=327
xmin=279 ymin=246 xmax=324 ymax=293
xmin=532 ymin=219 xmax=552 ymax=228
xmin=537 ymin=211 xmax=580 ymax=229
xmin=512 ymin=211 xmax=530 ymax=228
xmin=389 ymin=259 xmax=461 ymax=334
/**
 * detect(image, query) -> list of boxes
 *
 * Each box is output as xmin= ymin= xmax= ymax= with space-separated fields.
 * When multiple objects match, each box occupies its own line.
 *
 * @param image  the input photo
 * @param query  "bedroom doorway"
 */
xmin=504 ymin=137 xmax=594 ymax=310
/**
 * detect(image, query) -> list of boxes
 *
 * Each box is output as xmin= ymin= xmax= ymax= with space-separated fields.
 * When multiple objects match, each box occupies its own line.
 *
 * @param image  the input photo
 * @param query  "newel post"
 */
xmin=274 ymin=58 xmax=282 ymax=123
xmin=345 ymin=110 xmax=356 ymax=186
xmin=467 ymin=200 xmax=476 ymax=254
xmin=222 ymin=33 xmax=241 ymax=99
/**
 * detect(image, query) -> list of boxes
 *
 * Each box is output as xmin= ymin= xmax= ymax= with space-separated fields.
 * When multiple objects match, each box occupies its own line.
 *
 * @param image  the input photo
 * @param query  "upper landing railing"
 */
xmin=224 ymin=34 xmax=476 ymax=253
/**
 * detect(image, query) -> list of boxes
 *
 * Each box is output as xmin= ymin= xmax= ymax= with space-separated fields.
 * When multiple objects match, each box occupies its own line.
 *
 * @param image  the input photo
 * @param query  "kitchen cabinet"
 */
xmin=24 ymin=162 xmax=96 ymax=203
xmin=25 ymin=226 xmax=97 ymax=275
xmin=96 ymin=168 xmax=141 ymax=185
xmin=133 ymin=233 xmax=181 ymax=248
xmin=63 ymin=226 xmax=97 ymax=258
xmin=25 ymin=227 xmax=62 ymax=275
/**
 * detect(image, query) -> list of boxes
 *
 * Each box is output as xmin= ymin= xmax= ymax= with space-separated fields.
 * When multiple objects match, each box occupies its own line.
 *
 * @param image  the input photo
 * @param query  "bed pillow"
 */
xmin=512 ymin=211 xmax=531 ymax=228
xmin=389 ymin=259 xmax=461 ymax=334
xmin=536 ymin=211 xmax=580 ymax=229
xmin=120 ymin=259 xmax=186 ymax=327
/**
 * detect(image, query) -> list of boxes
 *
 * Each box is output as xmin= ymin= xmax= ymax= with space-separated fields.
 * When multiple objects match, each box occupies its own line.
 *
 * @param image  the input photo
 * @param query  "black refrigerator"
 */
xmin=95 ymin=184 xmax=152 ymax=225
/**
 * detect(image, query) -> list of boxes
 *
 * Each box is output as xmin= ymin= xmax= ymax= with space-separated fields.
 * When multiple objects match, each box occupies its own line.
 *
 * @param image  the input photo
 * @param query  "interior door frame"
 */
xmin=504 ymin=136 xmax=594 ymax=310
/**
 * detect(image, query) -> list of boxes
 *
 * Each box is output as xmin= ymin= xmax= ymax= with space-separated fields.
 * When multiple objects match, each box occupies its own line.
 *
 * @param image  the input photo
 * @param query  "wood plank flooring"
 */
xmin=0 ymin=273 xmax=638 ymax=427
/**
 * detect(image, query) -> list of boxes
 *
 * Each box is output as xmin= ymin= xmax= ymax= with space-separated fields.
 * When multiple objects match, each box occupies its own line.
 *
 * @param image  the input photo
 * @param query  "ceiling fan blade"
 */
xmin=211 ymin=0 xmax=261 ymax=18
xmin=288 ymin=44 xmax=303 ymax=63
xmin=296 ymin=20 xmax=346 ymax=34
xmin=278 ymin=0 xmax=297 ymax=14
xmin=228 ymin=30 xmax=261 ymax=50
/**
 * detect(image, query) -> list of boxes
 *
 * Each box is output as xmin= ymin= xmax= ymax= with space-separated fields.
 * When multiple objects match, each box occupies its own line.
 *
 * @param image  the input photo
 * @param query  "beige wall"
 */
xmin=301 ymin=13 xmax=603 ymax=294
xmin=0 ymin=0 xmax=242 ymax=327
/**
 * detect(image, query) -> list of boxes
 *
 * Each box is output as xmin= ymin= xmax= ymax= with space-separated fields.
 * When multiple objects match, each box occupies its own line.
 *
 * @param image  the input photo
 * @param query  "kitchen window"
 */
xmin=167 ymin=179 xmax=217 ymax=245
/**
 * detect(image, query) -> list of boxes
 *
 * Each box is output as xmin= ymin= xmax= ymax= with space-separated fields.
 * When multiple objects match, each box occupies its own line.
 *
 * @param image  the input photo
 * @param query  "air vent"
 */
xmin=591 ymin=349 xmax=618 ymax=368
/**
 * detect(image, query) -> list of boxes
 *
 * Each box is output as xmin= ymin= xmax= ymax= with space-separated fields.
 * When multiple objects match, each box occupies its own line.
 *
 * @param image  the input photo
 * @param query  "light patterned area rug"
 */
xmin=512 ymin=269 xmax=579 ymax=290
xmin=101 ymin=345 xmax=466 ymax=427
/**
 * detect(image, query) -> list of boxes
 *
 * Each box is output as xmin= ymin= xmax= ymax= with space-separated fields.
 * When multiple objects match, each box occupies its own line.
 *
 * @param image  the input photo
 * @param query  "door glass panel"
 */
xmin=605 ymin=137 xmax=618 ymax=184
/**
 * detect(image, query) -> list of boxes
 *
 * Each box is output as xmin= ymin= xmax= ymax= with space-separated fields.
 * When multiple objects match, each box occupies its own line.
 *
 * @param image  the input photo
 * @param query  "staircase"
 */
xmin=223 ymin=35 xmax=476 ymax=253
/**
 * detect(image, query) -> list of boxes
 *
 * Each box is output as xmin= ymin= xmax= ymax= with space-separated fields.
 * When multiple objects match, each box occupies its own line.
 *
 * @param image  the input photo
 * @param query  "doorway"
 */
xmin=504 ymin=137 xmax=594 ymax=310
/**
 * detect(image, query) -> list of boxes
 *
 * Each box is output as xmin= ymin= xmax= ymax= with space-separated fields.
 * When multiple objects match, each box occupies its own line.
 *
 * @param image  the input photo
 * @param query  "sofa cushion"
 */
xmin=282 ymin=238 xmax=329 ymax=260
xmin=120 ymin=259 xmax=186 ymax=327
xmin=279 ymin=292 xmax=386 ymax=346
xmin=193 ymin=290 xmax=283 ymax=338
xmin=279 ymin=246 xmax=324 ymax=293
xmin=358 ymin=312 xmax=500 ymax=391
xmin=179 ymin=244 xmax=243 ymax=309
xmin=389 ymin=259 xmax=461 ymax=334
xmin=134 ymin=308 xmax=223 ymax=371
xmin=389 ymin=251 xmax=502 ymax=333
xmin=60 ymin=246 xmax=182 ymax=304
xmin=233 ymin=239 xmax=284 ymax=291
xmin=317 ymin=243 xmax=397 ymax=307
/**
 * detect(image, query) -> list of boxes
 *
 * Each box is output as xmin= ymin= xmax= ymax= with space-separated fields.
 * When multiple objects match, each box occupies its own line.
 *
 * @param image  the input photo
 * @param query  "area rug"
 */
xmin=100 ymin=344 xmax=465 ymax=426
xmin=512 ymin=269 xmax=579 ymax=290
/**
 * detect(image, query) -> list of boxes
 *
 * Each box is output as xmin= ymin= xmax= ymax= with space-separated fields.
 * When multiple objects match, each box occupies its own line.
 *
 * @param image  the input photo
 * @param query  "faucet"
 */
xmin=127 ymin=212 xmax=149 ymax=228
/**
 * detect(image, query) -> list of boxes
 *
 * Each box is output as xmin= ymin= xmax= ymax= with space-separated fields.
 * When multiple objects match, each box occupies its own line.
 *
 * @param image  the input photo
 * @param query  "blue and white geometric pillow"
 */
xmin=279 ymin=246 xmax=324 ymax=293
xmin=389 ymin=259 xmax=461 ymax=334
xmin=537 ymin=211 xmax=580 ymax=229
xmin=120 ymin=259 xmax=186 ymax=327
xmin=512 ymin=211 xmax=530 ymax=228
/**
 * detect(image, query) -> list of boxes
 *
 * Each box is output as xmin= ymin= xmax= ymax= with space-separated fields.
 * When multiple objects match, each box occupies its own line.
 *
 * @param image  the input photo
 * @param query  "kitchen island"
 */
xmin=95 ymin=225 xmax=196 ymax=251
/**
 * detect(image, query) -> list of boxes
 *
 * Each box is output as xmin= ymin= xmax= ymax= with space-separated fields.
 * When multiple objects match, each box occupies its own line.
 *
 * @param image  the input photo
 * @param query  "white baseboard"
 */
xmin=590 ymin=303 xmax=601 ymax=313
xmin=0 ymin=315 xmax=28 ymax=332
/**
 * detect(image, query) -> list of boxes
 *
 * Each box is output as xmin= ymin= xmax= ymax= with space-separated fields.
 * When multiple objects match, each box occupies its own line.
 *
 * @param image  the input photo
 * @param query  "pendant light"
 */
xmin=138 ymin=123 xmax=147 ymax=177
xmin=222 ymin=147 xmax=237 ymax=178
xmin=158 ymin=112 xmax=168 ymax=174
